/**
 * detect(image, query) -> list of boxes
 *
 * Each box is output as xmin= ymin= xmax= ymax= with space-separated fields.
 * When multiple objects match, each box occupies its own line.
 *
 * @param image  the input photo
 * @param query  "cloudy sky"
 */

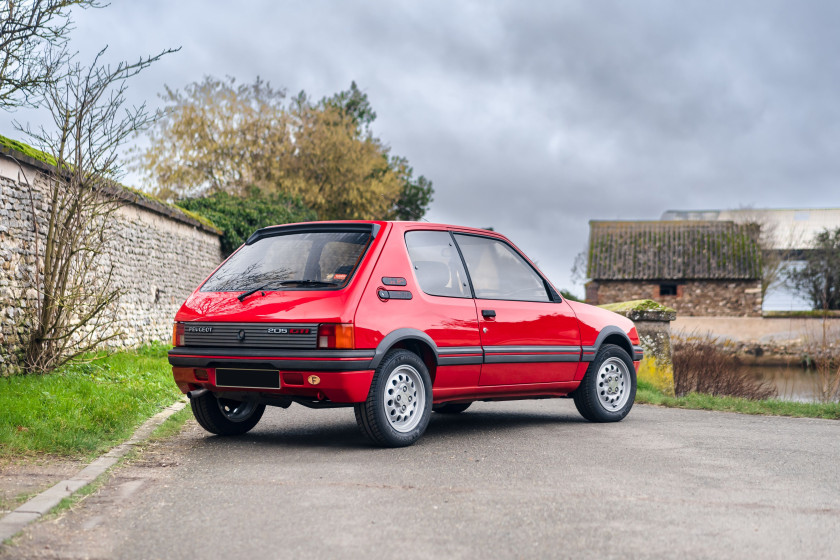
xmin=4 ymin=0 xmax=840 ymax=294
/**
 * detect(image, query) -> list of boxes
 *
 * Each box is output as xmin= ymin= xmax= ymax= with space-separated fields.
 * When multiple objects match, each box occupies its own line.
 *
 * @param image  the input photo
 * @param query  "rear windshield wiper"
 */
xmin=276 ymin=280 xmax=339 ymax=288
xmin=237 ymin=285 xmax=266 ymax=302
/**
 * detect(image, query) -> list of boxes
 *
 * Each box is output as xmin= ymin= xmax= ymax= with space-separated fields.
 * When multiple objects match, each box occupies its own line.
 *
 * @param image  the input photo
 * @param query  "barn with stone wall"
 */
xmin=585 ymin=220 xmax=762 ymax=317
xmin=0 ymin=144 xmax=223 ymax=373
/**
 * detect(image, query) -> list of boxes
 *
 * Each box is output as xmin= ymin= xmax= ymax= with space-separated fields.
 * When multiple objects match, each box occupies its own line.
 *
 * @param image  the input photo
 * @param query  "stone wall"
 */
xmin=0 ymin=148 xmax=222 ymax=373
xmin=588 ymin=279 xmax=762 ymax=317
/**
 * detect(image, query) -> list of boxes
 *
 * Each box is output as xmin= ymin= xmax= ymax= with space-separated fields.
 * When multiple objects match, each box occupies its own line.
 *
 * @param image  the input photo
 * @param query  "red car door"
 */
xmin=452 ymin=233 xmax=581 ymax=385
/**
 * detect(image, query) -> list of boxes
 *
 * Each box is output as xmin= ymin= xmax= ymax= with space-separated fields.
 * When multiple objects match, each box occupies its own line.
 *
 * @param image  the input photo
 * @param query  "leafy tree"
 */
xmin=388 ymin=156 xmax=434 ymax=221
xmin=135 ymin=78 xmax=433 ymax=220
xmin=323 ymin=80 xmax=376 ymax=131
xmin=137 ymin=76 xmax=289 ymax=199
xmin=0 ymin=0 xmax=99 ymax=108
xmin=560 ymin=289 xmax=582 ymax=302
xmin=787 ymin=227 xmax=840 ymax=310
xmin=279 ymin=91 xmax=401 ymax=220
xmin=177 ymin=187 xmax=316 ymax=256
xmin=322 ymin=83 xmax=433 ymax=220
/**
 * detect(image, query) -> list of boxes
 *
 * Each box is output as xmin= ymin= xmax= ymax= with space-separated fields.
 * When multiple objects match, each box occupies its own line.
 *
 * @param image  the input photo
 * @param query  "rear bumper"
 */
xmin=168 ymin=347 xmax=375 ymax=371
xmin=169 ymin=347 xmax=376 ymax=403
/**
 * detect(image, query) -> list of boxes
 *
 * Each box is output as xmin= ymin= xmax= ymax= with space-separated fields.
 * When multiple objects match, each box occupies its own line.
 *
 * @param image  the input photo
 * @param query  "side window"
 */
xmin=405 ymin=231 xmax=471 ymax=298
xmin=453 ymin=234 xmax=550 ymax=302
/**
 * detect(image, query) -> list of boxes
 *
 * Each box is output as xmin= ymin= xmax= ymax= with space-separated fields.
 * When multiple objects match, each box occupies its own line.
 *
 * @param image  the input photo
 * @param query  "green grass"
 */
xmin=762 ymin=309 xmax=840 ymax=318
xmin=635 ymin=379 xmax=840 ymax=419
xmin=0 ymin=342 xmax=181 ymax=460
xmin=148 ymin=406 xmax=192 ymax=441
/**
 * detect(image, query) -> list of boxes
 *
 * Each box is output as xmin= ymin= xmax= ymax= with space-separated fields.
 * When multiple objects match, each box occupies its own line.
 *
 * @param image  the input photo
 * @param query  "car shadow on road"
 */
xmin=195 ymin=406 xmax=588 ymax=451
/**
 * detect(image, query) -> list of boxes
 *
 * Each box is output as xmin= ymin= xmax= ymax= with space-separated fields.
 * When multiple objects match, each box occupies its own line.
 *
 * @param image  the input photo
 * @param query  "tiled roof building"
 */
xmin=585 ymin=221 xmax=763 ymax=317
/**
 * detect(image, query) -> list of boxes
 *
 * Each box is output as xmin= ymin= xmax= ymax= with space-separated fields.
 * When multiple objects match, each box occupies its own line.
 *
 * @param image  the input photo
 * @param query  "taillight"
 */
xmin=172 ymin=323 xmax=185 ymax=347
xmin=317 ymin=324 xmax=354 ymax=349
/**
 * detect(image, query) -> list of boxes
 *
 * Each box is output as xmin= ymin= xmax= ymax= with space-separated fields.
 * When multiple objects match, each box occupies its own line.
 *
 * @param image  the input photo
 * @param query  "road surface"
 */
xmin=3 ymin=400 xmax=839 ymax=559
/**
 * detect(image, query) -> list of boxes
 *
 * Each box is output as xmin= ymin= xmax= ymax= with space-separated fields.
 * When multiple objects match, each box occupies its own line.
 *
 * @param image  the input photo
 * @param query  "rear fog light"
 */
xmin=283 ymin=373 xmax=304 ymax=385
xmin=194 ymin=368 xmax=208 ymax=380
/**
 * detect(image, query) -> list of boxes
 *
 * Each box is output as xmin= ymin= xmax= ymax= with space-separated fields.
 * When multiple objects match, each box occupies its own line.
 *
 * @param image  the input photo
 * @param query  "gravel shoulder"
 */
xmin=0 ymin=460 xmax=85 ymax=515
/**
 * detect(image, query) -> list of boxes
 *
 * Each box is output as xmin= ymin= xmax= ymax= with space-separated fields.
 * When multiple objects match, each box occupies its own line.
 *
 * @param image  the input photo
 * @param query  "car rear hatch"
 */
xmin=176 ymin=222 xmax=385 ymax=326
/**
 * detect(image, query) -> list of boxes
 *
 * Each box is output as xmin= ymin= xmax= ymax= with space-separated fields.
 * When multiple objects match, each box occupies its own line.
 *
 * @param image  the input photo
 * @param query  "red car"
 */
xmin=170 ymin=221 xmax=642 ymax=447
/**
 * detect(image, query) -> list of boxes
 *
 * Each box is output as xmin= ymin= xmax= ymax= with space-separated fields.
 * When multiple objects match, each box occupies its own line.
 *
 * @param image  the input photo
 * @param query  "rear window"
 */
xmin=201 ymin=230 xmax=372 ymax=292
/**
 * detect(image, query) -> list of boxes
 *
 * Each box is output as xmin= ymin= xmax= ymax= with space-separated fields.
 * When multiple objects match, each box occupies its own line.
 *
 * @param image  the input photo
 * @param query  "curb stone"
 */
xmin=0 ymin=399 xmax=187 ymax=542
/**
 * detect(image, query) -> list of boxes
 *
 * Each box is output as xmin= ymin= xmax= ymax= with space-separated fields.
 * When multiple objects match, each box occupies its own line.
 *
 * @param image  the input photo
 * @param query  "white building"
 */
xmin=661 ymin=208 xmax=840 ymax=311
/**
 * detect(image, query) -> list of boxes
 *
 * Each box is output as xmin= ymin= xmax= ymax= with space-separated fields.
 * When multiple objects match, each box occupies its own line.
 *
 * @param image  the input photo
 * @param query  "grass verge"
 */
xmin=636 ymin=379 xmax=840 ymax=419
xmin=148 ymin=406 xmax=192 ymax=442
xmin=41 ymin=404 xmax=191 ymax=522
xmin=0 ymin=342 xmax=180 ymax=460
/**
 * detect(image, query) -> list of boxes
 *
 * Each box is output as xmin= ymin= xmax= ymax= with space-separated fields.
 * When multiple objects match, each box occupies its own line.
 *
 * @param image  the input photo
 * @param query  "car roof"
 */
xmin=250 ymin=220 xmax=508 ymax=242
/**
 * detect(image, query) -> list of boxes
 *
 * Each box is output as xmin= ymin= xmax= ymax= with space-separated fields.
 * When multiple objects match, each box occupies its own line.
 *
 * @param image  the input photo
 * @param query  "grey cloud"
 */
xmin=3 ymin=0 xmax=839 ymax=292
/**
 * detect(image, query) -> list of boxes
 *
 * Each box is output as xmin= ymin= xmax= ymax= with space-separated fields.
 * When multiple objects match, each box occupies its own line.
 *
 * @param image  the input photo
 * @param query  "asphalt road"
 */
xmin=3 ymin=401 xmax=839 ymax=559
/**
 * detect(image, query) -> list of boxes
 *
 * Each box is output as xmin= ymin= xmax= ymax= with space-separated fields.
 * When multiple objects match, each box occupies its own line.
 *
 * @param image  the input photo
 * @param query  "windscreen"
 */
xmin=201 ymin=230 xmax=372 ymax=292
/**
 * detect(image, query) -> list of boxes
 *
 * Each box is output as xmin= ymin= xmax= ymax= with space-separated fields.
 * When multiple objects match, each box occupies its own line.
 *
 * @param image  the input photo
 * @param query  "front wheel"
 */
xmin=191 ymin=392 xmax=265 ymax=436
xmin=354 ymin=349 xmax=432 ymax=447
xmin=573 ymin=344 xmax=636 ymax=422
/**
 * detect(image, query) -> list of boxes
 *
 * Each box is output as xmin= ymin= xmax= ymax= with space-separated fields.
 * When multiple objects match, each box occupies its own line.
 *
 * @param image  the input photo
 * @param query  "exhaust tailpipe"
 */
xmin=187 ymin=388 xmax=209 ymax=400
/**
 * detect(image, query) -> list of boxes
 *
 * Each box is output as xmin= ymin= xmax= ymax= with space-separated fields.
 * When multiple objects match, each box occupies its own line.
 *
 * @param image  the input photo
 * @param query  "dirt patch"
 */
xmin=0 ymin=421 xmax=201 ymax=558
xmin=0 ymin=459 xmax=86 ymax=514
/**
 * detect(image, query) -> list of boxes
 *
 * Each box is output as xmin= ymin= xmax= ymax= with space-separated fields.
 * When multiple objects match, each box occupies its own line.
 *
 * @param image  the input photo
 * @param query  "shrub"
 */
xmin=176 ymin=186 xmax=316 ymax=256
xmin=672 ymin=334 xmax=775 ymax=400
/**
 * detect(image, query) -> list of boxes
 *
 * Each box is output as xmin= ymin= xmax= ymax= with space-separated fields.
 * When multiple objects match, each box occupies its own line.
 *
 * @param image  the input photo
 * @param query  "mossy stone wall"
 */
xmin=601 ymin=299 xmax=676 ymax=396
xmin=591 ymin=279 xmax=761 ymax=317
xmin=0 ymin=152 xmax=222 ymax=373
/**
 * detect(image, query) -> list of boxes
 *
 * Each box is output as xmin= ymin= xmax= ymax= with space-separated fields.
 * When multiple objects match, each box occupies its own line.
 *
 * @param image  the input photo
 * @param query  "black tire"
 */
xmin=354 ymin=349 xmax=432 ymax=447
xmin=190 ymin=392 xmax=265 ymax=436
xmin=433 ymin=402 xmax=471 ymax=414
xmin=573 ymin=344 xmax=636 ymax=423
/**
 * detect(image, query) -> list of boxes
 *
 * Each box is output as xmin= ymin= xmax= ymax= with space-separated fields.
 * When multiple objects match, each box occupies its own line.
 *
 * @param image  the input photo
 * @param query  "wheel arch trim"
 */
xmin=581 ymin=326 xmax=635 ymax=362
xmin=369 ymin=328 xmax=439 ymax=370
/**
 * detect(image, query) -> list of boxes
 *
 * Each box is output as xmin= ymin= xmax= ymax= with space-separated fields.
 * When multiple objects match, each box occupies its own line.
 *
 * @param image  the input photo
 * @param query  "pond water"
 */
xmin=745 ymin=365 xmax=833 ymax=402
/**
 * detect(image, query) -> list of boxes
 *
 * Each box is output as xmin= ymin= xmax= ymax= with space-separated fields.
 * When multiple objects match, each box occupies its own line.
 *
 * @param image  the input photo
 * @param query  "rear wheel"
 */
xmin=354 ymin=349 xmax=432 ymax=447
xmin=191 ymin=392 xmax=265 ymax=436
xmin=573 ymin=344 xmax=636 ymax=422
xmin=433 ymin=402 xmax=471 ymax=414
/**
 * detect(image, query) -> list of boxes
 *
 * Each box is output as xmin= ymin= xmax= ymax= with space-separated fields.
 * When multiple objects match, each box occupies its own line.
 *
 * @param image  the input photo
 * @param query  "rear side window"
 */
xmin=405 ymin=231 xmax=470 ymax=298
xmin=202 ymin=230 xmax=372 ymax=292
xmin=453 ymin=234 xmax=550 ymax=302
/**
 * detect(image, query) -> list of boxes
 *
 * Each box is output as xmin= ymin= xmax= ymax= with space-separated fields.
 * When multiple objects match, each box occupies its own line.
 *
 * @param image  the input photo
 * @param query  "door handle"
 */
xmin=481 ymin=309 xmax=496 ymax=319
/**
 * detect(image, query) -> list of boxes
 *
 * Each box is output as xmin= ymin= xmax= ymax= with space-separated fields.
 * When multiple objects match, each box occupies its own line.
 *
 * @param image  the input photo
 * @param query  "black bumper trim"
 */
xmin=438 ymin=355 xmax=484 ymax=366
xmin=168 ymin=347 xmax=375 ymax=372
xmin=633 ymin=345 xmax=645 ymax=361
xmin=483 ymin=353 xmax=581 ymax=364
xmin=581 ymin=346 xmax=597 ymax=362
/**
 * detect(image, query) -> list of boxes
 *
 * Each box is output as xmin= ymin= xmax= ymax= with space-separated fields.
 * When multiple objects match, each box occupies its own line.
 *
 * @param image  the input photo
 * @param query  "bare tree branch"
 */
xmin=0 ymin=0 xmax=101 ymax=109
xmin=14 ymin=45 xmax=176 ymax=373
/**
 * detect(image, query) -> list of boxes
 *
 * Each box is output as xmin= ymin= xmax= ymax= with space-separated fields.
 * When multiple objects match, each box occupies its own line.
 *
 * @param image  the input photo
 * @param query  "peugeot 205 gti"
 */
xmin=170 ymin=221 xmax=643 ymax=447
